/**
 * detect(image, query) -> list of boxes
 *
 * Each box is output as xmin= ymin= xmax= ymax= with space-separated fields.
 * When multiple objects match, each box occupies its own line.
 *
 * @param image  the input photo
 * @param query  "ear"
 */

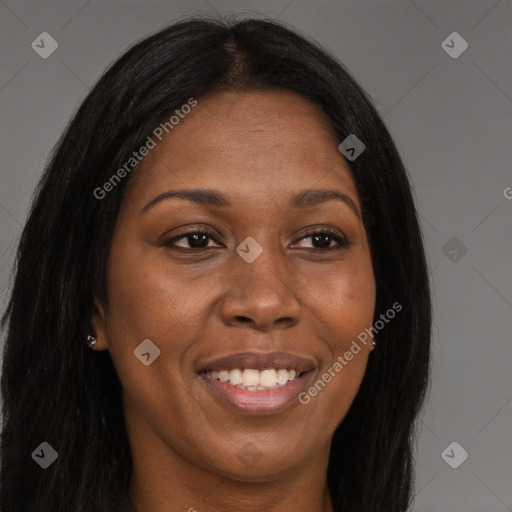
xmin=90 ymin=297 xmax=109 ymax=351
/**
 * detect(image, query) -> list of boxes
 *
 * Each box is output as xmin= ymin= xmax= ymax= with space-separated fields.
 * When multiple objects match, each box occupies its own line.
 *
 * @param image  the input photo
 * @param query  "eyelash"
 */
xmin=164 ymin=227 xmax=354 ymax=252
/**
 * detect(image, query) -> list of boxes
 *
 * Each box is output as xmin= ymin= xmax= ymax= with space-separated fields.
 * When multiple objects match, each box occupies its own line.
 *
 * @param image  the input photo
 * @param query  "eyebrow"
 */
xmin=141 ymin=188 xmax=361 ymax=220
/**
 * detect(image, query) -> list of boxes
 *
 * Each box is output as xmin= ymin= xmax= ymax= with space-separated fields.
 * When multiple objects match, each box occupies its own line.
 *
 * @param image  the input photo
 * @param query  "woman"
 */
xmin=0 ymin=16 xmax=431 ymax=512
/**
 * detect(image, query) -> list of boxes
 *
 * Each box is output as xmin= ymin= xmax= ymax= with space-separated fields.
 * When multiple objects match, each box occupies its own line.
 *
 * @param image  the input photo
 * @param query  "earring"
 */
xmin=86 ymin=335 xmax=97 ymax=348
xmin=372 ymin=340 xmax=376 ymax=348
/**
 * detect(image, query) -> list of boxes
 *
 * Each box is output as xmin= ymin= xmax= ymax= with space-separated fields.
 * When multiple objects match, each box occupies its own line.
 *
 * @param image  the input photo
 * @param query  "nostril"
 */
xmin=235 ymin=316 xmax=252 ymax=323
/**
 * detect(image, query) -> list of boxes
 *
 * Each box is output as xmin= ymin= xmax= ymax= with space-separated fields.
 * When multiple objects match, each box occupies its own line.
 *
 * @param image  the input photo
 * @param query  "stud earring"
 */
xmin=86 ymin=335 xmax=97 ymax=348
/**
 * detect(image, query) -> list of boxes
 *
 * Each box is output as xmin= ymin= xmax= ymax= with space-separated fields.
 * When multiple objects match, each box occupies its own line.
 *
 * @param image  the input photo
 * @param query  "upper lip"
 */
xmin=197 ymin=351 xmax=316 ymax=373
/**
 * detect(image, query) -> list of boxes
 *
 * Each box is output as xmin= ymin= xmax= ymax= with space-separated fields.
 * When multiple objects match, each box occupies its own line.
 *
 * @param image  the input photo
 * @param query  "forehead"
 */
xmin=125 ymin=90 xmax=360 ymax=209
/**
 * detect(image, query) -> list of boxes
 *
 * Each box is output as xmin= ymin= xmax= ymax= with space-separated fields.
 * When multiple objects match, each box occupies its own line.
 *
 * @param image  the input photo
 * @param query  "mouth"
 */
xmin=202 ymin=367 xmax=306 ymax=391
xmin=196 ymin=352 xmax=316 ymax=415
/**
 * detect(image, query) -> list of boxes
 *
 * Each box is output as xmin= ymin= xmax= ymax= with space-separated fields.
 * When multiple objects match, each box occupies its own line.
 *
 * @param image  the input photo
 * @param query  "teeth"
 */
xmin=206 ymin=368 xmax=300 ymax=390
xmin=229 ymin=368 xmax=243 ymax=385
xmin=242 ymin=369 xmax=260 ymax=387
xmin=276 ymin=369 xmax=289 ymax=385
xmin=260 ymin=369 xmax=277 ymax=387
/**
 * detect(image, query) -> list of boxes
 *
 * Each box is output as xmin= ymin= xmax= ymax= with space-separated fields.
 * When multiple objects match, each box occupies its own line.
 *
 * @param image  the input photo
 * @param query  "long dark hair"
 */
xmin=0 ymin=16 xmax=431 ymax=512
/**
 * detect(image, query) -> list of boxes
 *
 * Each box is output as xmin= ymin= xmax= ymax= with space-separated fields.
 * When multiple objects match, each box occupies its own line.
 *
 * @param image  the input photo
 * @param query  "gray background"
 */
xmin=0 ymin=0 xmax=511 ymax=510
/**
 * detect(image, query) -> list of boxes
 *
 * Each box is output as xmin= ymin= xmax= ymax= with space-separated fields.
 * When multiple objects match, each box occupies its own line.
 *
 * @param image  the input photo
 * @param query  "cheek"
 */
xmin=101 ymin=245 xmax=187 ymax=375
xmin=310 ymin=255 xmax=376 ymax=354
xmin=106 ymin=247 xmax=182 ymax=331
xmin=334 ymin=274 xmax=376 ymax=352
xmin=103 ymin=243 xmax=221 ymax=380
xmin=301 ymin=257 xmax=375 ymax=420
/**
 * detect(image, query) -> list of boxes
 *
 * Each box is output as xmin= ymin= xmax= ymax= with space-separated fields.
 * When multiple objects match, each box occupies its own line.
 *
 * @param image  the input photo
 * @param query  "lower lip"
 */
xmin=199 ymin=371 xmax=314 ymax=415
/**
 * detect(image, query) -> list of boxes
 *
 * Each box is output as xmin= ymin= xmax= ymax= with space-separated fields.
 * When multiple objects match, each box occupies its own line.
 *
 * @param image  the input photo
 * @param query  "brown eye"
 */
xmin=164 ymin=229 xmax=220 ymax=250
xmin=294 ymin=229 xmax=353 ymax=250
xmin=163 ymin=227 xmax=353 ymax=252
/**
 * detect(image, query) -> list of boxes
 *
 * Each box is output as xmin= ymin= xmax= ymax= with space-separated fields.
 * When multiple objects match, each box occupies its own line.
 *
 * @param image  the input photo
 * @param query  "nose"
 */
xmin=219 ymin=248 xmax=302 ymax=331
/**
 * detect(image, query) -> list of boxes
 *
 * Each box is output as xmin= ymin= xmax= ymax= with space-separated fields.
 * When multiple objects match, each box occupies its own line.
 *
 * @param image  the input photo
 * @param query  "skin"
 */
xmin=92 ymin=90 xmax=376 ymax=512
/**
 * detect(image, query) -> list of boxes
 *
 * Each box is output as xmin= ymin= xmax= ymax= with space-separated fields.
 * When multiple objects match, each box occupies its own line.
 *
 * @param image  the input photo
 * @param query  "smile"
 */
xmin=204 ymin=368 xmax=300 ymax=391
xmin=197 ymin=351 xmax=316 ymax=414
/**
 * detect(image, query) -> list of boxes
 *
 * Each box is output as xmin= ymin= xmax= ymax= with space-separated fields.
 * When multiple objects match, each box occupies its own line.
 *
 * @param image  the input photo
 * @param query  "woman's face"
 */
xmin=93 ymin=90 xmax=376 ymax=484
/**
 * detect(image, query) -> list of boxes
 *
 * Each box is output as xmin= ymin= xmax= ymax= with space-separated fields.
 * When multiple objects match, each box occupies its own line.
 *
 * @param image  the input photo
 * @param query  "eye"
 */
xmin=164 ymin=227 xmax=353 ymax=251
xmin=293 ymin=228 xmax=353 ymax=251
xmin=164 ymin=228 xmax=220 ymax=250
